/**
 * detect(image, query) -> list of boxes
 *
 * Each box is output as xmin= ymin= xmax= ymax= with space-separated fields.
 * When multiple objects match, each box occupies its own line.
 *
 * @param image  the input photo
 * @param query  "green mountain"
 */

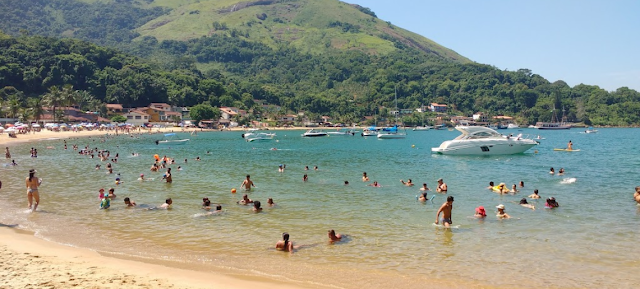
xmin=0 ymin=0 xmax=467 ymax=62
xmin=134 ymin=0 xmax=468 ymax=62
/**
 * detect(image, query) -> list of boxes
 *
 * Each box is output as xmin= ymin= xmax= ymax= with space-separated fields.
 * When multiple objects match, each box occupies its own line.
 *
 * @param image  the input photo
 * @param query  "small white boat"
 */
xmin=302 ymin=129 xmax=327 ymax=137
xmin=246 ymin=132 xmax=276 ymax=142
xmin=377 ymin=125 xmax=406 ymax=139
xmin=507 ymin=123 xmax=519 ymax=129
xmin=156 ymin=133 xmax=189 ymax=145
xmin=584 ymin=127 xmax=598 ymax=134
xmin=361 ymin=126 xmax=378 ymax=136
xmin=327 ymin=128 xmax=357 ymax=136
xmin=431 ymin=126 xmax=538 ymax=155
xmin=412 ymin=126 xmax=431 ymax=131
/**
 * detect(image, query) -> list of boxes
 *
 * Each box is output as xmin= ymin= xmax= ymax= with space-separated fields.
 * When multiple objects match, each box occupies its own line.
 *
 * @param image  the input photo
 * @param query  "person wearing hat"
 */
xmin=436 ymin=178 xmax=447 ymax=193
xmin=474 ymin=206 xmax=487 ymax=218
xmin=26 ymin=169 xmax=41 ymax=211
xmin=496 ymin=204 xmax=511 ymax=219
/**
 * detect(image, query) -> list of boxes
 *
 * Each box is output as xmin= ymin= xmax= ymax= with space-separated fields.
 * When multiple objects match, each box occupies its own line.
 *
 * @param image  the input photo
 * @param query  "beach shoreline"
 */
xmin=0 ymin=126 xmax=345 ymax=146
xmin=0 ymin=225 xmax=313 ymax=289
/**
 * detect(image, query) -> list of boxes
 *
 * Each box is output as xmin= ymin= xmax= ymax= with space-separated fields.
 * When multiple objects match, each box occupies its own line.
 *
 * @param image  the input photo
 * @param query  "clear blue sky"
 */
xmin=345 ymin=0 xmax=640 ymax=91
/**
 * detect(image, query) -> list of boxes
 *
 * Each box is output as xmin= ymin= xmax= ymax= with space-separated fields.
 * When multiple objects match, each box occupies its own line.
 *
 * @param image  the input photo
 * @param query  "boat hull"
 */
xmin=377 ymin=133 xmax=406 ymax=139
xmin=431 ymin=140 xmax=536 ymax=155
xmin=158 ymin=139 xmax=190 ymax=145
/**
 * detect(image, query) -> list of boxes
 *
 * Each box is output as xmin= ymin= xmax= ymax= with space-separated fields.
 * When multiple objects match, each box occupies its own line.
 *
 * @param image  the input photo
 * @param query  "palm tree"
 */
xmin=28 ymin=97 xmax=44 ymax=123
xmin=43 ymin=86 xmax=64 ymax=123
xmin=8 ymin=95 xmax=21 ymax=119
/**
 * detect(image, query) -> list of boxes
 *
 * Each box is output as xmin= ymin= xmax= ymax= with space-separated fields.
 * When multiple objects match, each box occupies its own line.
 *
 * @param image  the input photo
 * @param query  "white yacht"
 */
xmin=361 ymin=126 xmax=378 ymax=137
xmin=412 ymin=126 xmax=431 ymax=131
xmin=302 ymin=129 xmax=328 ymax=137
xmin=431 ymin=126 xmax=538 ymax=155
xmin=507 ymin=123 xmax=519 ymax=129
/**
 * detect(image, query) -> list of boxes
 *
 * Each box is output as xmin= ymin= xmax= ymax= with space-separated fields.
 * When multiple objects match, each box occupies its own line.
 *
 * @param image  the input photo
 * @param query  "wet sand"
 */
xmin=0 ymin=226 xmax=309 ymax=289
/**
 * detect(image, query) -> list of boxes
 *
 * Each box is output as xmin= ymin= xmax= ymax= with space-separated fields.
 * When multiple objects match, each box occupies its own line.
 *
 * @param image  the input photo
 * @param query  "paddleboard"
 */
xmin=553 ymin=149 xmax=580 ymax=152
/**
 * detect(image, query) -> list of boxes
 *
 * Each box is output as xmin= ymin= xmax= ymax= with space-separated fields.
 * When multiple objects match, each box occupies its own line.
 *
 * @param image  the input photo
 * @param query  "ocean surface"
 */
xmin=1 ymin=128 xmax=639 ymax=288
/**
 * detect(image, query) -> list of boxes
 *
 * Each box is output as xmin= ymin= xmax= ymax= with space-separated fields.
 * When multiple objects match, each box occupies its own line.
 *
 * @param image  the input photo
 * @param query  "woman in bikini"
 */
xmin=26 ymin=169 xmax=41 ymax=211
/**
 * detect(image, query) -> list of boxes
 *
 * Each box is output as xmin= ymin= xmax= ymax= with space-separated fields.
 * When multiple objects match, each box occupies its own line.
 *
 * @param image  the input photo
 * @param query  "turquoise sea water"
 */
xmin=1 ymin=128 xmax=639 ymax=288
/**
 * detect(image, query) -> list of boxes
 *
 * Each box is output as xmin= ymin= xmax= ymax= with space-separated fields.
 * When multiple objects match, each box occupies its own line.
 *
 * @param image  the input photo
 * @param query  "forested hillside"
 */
xmin=1 ymin=0 xmax=640 ymax=126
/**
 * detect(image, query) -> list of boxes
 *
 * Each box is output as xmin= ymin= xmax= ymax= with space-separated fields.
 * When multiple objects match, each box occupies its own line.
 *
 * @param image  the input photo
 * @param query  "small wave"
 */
xmin=561 ymin=178 xmax=577 ymax=184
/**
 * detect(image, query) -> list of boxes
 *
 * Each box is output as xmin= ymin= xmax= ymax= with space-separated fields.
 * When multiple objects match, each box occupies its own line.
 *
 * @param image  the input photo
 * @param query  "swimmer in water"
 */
xmin=545 ymin=197 xmax=559 ymax=208
xmin=519 ymin=181 xmax=524 ymax=188
xmin=305 ymin=166 xmax=309 ymax=171
xmin=314 ymin=166 xmax=318 ymax=171
xmin=278 ymin=165 xmax=284 ymax=172
xmin=108 ymin=188 xmax=116 ymax=199
xmin=474 ymin=206 xmax=487 ymax=218
xmin=253 ymin=200 xmax=263 ymax=212
xmin=138 ymin=174 xmax=145 ymax=181
xmin=303 ymin=174 xmax=308 ymax=182
xmin=529 ymin=189 xmax=541 ymax=199
xmin=275 ymin=233 xmax=294 ymax=252
xmin=124 ymin=197 xmax=137 ymax=207
xmin=202 ymin=198 xmax=212 ymax=210
xmin=549 ymin=167 xmax=555 ymax=175
xmin=558 ymin=168 xmax=565 ymax=175
xmin=436 ymin=178 xmax=448 ymax=193
xmin=487 ymin=181 xmax=495 ymax=189
xmin=418 ymin=192 xmax=428 ymax=202
xmin=420 ymin=183 xmax=430 ymax=191
xmin=328 ymin=229 xmax=342 ymax=242
xmin=100 ymin=195 xmax=111 ymax=209
xmin=400 ymin=179 xmax=414 ymax=187
xmin=362 ymin=172 xmax=369 ymax=182
xmin=237 ymin=194 xmax=253 ymax=205
xmin=160 ymin=198 xmax=172 ymax=209
xmin=511 ymin=184 xmax=518 ymax=193
xmin=344 ymin=181 xmax=349 ymax=185
xmin=368 ymin=181 xmax=381 ymax=187
xmin=496 ymin=204 xmax=511 ymax=219
xmin=519 ymin=198 xmax=535 ymax=210
xmin=634 ymin=186 xmax=640 ymax=204
xmin=241 ymin=175 xmax=255 ymax=190
xmin=267 ymin=198 xmax=276 ymax=207
xmin=95 ymin=164 xmax=100 ymax=170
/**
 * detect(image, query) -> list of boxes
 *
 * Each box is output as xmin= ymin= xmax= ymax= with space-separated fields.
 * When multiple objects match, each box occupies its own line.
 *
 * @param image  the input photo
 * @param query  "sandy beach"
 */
xmin=0 ymin=126 xmax=317 ymax=146
xmin=0 ymin=226 xmax=310 ymax=289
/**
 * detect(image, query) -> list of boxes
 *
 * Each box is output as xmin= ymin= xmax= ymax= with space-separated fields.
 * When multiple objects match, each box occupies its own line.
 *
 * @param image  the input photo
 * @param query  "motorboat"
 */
xmin=302 ymin=129 xmax=327 ymax=137
xmin=327 ymin=128 xmax=357 ymax=136
xmin=431 ymin=126 xmax=538 ymax=155
xmin=413 ymin=126 xmax=431 ymax=131
xmin=245 ymin=132 xmax=276 ymax=142
xmin=242 ymin=129 xmax=276 ymax=140
xmin=584 ymin=127 xmax=598 ymax=134
xmin=507 ymin=123 xmax=519 ymax=129
xmin=156 ymin=133 xmax=189 ymax=145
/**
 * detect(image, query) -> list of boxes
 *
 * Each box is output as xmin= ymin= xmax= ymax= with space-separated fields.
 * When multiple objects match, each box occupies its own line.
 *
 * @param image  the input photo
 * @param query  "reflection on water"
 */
xmin=0 ymin=129 xmax=639 ymax=288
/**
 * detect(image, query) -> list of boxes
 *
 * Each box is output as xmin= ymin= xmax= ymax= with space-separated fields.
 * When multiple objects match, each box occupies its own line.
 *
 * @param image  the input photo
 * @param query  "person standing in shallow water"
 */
xmin=25 ymin=169 xmax=41 ymax=211
xmin=435 ymin=196 xmax=454 ymax=228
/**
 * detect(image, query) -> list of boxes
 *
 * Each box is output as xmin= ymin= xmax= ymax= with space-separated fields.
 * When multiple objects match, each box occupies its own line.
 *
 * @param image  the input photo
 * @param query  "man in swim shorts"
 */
xmin=241 ymin=175 xmax=255 ymax=190
xmin=435 ymin=196 xmax=454 ymax=228
xmin=436 ymin=178 xmax=447 ymax=193
xmin=25 ymin=169 xmax=40 ymax=211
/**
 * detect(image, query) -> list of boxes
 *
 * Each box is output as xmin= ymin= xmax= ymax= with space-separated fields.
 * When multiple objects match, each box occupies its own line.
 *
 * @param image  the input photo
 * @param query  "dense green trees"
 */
xmin=1 ymin=30 xmax=639 ymax=126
